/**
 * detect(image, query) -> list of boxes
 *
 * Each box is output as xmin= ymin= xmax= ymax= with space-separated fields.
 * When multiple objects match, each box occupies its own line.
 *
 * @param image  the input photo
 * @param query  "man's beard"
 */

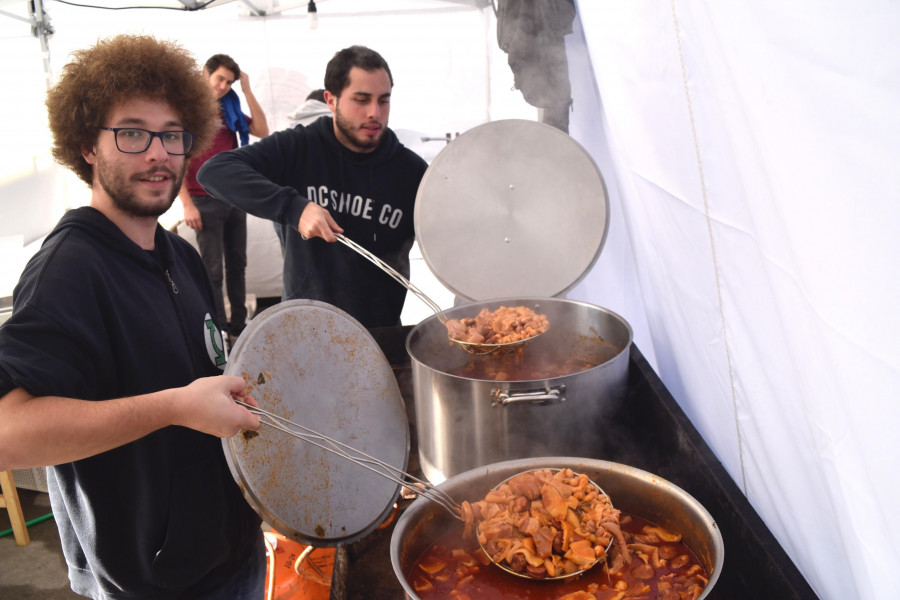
xmin=96 ymin=154 xmax=186 ymax=218
xmin=334 ymin=106 xmax=382 ymax=152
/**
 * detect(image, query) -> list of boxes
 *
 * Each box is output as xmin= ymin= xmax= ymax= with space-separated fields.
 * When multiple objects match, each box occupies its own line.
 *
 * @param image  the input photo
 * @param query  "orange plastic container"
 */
xmin=264 ymin=530 xmax=334 ymax=600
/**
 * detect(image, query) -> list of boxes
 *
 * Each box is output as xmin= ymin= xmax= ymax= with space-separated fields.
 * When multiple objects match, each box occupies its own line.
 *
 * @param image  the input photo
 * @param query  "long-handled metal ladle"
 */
xmin=335 ymin=233 xmax=545 ymax=355
xmin=234 ymin=399 xmax=462 ymax=520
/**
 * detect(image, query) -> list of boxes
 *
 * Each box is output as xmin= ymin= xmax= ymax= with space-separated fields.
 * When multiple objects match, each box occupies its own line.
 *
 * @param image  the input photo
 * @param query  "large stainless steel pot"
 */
xmin=407 ymin=297 xmax=632 ymax=483
xmin=390 ymin=457 xmax=724 ymax=599
xmin=407 ymin=121 xmax=623 ymax=483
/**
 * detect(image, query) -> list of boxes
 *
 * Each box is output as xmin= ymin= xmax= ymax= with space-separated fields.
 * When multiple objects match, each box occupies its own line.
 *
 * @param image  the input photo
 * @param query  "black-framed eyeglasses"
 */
xmin=99 ymin=127 xmax=195 ymax=155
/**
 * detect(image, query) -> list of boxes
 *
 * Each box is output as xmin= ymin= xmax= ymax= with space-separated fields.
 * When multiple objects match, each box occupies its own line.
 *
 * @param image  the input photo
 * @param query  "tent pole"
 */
xmin=29 ymin=0 xmax=54 ymax=90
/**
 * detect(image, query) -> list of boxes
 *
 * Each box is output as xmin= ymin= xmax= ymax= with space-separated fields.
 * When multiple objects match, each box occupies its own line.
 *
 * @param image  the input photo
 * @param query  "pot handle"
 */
xmin=491 ymin=385 xmax=566 ymax=407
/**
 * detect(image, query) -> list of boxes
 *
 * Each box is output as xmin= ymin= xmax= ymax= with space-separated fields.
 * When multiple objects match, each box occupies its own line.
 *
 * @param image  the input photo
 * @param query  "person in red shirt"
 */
xmin=179 ymin=54 xmax=269 ymax=345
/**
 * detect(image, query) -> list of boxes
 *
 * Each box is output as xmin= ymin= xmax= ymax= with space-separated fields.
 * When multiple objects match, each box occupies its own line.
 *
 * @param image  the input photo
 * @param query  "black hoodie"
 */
xmin=0 ymin=207 xmax=260 ymax=599
xmin=197 ymin=116 xmax=428 ymax=328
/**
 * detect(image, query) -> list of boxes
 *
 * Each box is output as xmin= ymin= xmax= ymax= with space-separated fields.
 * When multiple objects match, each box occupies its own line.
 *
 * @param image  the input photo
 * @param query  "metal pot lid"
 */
xmin=222 ymin=299 xmax=409 ymax=546
xmin=414 ymin=119 xmax=609 ymax=301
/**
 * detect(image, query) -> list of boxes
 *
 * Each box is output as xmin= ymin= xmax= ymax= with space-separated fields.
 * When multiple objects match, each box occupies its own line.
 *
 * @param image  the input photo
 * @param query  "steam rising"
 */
xmin=496 ymin=0 xmax=577 ymax=131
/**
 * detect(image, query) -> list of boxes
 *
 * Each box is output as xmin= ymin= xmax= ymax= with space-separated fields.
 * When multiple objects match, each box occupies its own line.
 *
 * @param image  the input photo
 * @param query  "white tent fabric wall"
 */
xmin=571 ymin=1 xmax=900 ymax=598
xmin=563 ymin=20 xmax=656 ymax=368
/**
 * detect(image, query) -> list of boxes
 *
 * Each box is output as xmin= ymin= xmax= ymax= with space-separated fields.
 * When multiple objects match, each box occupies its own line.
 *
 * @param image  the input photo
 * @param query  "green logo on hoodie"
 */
xmin=203 ymin=314 xmax=227 ymax=369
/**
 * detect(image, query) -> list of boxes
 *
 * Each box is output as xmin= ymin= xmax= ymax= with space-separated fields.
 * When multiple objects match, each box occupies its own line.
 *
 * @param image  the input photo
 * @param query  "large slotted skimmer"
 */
xmin=335 ymin=233 xmax=544 ymax=355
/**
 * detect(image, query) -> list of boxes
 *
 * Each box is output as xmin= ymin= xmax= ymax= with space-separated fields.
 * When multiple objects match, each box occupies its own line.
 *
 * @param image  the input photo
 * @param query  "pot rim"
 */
xmin=405 ymin=296 xmax=634 ymax=382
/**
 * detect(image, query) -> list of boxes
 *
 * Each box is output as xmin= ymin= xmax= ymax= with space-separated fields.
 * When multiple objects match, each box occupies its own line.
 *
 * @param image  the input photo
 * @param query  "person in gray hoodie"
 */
xmin=286 ymin=88 xmax=331 ymax=127
xmin=199 ymin=46 xmax=428 ymax=329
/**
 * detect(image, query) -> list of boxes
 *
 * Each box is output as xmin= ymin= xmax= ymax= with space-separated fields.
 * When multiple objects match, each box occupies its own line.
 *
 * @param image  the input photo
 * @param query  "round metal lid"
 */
xmin=414 ymin=119 xmax=609 ymax=301
xmin=223 ymin=299 xmax=409 ymax=546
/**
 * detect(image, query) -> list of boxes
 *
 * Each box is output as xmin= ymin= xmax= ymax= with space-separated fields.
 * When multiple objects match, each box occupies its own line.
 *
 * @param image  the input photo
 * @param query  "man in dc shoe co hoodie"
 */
xmin=198 ymin=45 xmax=428 ymax=329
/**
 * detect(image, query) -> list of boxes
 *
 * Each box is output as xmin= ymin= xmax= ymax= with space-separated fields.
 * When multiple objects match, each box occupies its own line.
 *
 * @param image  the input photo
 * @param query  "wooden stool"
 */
xmin=0 ymin=470 xmax=31 ymax=545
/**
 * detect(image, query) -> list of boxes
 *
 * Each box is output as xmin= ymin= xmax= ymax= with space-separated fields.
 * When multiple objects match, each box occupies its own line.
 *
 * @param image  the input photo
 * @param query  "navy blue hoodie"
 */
xmin=197 ymin=116 xmax=428 ymax=328
xmin=0 ymin=207 xmax=260 ymax=599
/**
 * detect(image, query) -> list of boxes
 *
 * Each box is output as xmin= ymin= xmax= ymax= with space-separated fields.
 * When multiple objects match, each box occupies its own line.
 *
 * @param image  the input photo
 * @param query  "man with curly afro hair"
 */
xmin=0 ymin=34 xmax=267 ymax=599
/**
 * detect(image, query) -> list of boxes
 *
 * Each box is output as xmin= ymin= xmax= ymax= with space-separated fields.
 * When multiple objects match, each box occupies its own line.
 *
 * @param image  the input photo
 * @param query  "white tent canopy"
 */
xmin=2 ymin=1 xmax=899 ymax=598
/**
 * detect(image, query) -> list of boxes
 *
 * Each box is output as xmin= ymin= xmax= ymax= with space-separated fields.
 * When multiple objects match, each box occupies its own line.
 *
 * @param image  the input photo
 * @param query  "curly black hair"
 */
xmin=45 ymin=34 xmax=220 ymax=185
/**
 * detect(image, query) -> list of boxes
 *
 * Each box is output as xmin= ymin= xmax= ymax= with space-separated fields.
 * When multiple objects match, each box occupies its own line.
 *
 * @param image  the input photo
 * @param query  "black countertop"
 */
xmin=329 ymin=326 xmax=819 ymax=600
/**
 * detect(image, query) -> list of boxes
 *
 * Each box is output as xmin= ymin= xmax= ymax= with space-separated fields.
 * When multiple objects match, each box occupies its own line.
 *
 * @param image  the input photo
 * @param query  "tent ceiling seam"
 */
xmin=670 ymin=0 xmax=747 ymax=495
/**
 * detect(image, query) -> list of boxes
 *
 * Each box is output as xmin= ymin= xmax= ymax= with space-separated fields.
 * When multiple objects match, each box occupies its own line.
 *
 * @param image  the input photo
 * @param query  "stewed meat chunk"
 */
xmin=446 ymin=305 xmax=549 ymax=345
xmin=459 ymin=468 xmax=618 ymax=580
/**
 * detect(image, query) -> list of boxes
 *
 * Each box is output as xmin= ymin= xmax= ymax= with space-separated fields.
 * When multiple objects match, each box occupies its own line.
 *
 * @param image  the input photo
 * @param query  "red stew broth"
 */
xmin=406 ymin=513 xmax=708 ymax=600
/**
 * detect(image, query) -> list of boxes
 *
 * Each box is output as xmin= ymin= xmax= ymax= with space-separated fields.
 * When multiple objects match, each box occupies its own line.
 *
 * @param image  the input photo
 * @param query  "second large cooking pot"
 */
xmin=391 ymin=457 xmax=724 ymax=599
xmin=407 ymin=296 xmax=632 ymax=483
xmin=408 ymin=120 xmax=627 ymax=483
